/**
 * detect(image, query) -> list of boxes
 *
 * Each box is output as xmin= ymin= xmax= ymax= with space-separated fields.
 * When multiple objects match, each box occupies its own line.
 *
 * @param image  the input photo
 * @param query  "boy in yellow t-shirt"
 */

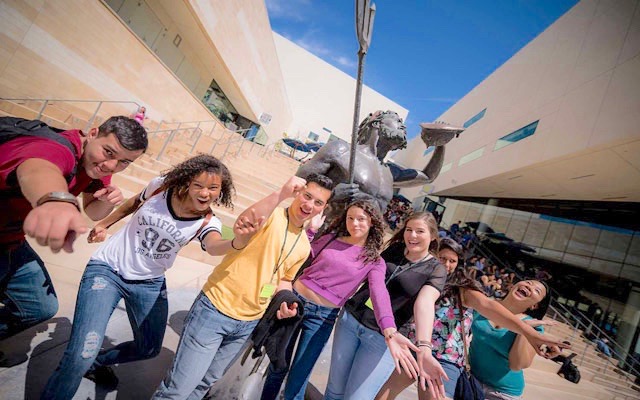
xmin=154 ymin=174 xmax=333 ymax=400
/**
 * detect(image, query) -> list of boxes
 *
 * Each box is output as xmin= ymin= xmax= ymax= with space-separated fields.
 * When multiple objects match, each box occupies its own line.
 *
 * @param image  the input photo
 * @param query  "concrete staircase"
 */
xmin=535 ymin=318 xmax=640 ymax=399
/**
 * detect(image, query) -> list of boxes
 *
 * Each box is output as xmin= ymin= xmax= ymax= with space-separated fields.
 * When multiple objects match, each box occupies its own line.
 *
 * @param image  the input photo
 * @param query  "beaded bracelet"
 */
xmin=386 ymin=330 xmax=399 ymax=340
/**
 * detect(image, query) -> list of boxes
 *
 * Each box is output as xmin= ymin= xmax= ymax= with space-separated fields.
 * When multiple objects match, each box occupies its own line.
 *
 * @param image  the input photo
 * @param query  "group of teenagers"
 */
xmin=0 ymin=115 xmax=568 ymax=400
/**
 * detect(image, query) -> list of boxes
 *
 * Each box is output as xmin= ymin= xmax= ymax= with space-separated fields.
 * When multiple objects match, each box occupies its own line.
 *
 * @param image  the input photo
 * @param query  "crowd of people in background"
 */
xmin=383 ymin=196 xmax=413 ymax=230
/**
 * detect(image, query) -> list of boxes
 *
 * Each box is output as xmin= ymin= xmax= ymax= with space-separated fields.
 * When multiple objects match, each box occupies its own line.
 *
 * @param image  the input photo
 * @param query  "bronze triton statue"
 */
xmin=296 ymin=110 xmax=463 ymax=220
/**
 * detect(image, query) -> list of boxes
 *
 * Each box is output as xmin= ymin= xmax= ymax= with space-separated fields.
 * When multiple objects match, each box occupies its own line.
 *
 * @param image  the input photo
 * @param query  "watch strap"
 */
xmin=36 ymin=191 xmax=80 ymax=212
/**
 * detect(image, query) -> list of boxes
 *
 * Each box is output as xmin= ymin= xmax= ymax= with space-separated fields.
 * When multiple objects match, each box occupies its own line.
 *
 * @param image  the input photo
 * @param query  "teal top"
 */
xmin=469 ymin=311 xmax=543 ymax=396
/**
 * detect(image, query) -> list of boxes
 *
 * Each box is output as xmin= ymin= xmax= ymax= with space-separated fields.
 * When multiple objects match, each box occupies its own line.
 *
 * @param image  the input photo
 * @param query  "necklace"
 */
xmin=385 ymin=250 xmax=432 ymax=285
xmin=404 ymin=249 xmax=431 ymax=265
xmin=271 ymin=208 xmax=303 ymax=278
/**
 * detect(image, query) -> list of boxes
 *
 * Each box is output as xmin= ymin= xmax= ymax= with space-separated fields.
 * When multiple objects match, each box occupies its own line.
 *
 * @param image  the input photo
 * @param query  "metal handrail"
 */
xmin=157 ymin=119 xmax=218 ymax=126
xmin=1 ymin=97 xmax=141 ymax=104
xmin=1 ymin=97 xmax=141 ymax=131
xmin=221 ymin=129 xmax=251 ymax=160
xmin=1 ymin=97 xmax=279 ymax=162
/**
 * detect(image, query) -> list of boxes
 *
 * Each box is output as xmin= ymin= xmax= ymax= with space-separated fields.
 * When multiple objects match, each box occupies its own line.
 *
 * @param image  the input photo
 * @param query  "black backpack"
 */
xmin=558 ymin=353 xmax=581 ymax=384
xmin=0 ymin=117 xmax=79 ymax=183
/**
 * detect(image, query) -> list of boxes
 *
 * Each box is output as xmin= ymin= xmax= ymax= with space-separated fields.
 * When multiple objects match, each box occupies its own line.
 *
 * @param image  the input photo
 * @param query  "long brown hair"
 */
xmin=323 ymin=199 xmax=384 ymax=264
xmin=384 ymin=211 xmax=439 ymax=254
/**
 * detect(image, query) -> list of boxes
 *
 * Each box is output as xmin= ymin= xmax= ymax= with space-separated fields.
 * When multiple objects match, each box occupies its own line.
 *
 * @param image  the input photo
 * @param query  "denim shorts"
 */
xmin=481 ymin=382 xmax=523 ymax=400
xmin=439 ymin=358 xmax=463 ymax=398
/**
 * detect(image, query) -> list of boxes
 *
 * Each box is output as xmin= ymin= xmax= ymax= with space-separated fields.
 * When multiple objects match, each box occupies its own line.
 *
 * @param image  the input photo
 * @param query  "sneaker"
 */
xmin=84 ymin=365 xmax=119 ymax=389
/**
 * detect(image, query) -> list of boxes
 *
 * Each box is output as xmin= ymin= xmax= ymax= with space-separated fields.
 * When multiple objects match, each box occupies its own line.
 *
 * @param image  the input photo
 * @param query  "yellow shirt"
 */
xmin=203 ymin=207 xmax=310 ymax=320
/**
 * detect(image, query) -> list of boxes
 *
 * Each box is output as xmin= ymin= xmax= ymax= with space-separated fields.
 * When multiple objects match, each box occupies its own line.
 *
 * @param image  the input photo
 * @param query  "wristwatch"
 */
xmin=36 ymin=191 xmax=81 ymax=212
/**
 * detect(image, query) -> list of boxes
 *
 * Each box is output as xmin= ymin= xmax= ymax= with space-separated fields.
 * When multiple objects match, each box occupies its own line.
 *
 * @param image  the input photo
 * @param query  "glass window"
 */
xmin=463 ymin=108 xmax=486 ymax=128
xmin=322 ymin=127 xmax=332 ymax=133
xmin=494 ymin=120 xmax=539 ymax=150
xmin=458 ymin=147 xmax=485 ymax=165
xmin=423 ymin=146 xmax=434 ymax=156
xmin=440 ymin=162 xmax=452 ymax=174
xmin=308 ymin=132 xmax=319 ymax=141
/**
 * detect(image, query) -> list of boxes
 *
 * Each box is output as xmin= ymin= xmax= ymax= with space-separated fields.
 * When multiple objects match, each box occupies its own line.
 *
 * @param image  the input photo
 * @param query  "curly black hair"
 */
xmin=160 ymin=154 xmax=235 ymax=212
xmin=323 ymin=198 xmax=384 ymax=264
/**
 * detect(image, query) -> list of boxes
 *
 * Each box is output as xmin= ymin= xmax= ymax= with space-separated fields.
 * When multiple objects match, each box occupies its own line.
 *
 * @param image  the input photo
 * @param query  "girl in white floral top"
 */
xmin=376 ymin=238 xmax=568 ymax=400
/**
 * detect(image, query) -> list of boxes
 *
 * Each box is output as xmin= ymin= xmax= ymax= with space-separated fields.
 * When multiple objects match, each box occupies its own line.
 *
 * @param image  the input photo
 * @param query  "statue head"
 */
xmin=357 ymin=110 xmax=408 ymax=158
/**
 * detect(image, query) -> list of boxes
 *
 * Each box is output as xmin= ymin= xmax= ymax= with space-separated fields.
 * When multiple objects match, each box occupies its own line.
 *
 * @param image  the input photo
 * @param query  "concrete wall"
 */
xmin=0 ymin=0 xmax=215 ymax=124
xmin=0 ymin=0 xmax=293 ymax=143
xmin=273 ymin=32 xmax=408 ymax=143
xmin=393 ymin=0 xmax=640 ymax=201
xmin=187 ymin=0 xmax=293 ymax=141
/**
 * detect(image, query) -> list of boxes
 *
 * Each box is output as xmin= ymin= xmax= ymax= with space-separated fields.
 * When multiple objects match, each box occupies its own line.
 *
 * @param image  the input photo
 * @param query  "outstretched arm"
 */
xmin=231 ymin=176 xmax=306 ymax=249
xmin=462 ymin=288 xmax=570 ymax=360
xmin=413 ymin=285 xmax=448 ymax=398
xmin=19 ymin=159 xmax=88 ymax=252
xmin=392 ymin=121 xmax=463 ymax=189
xmin=391 ymin=146 xmax=445 ymax=188
xmin=87 ymin=193 xmax=141 ymax=242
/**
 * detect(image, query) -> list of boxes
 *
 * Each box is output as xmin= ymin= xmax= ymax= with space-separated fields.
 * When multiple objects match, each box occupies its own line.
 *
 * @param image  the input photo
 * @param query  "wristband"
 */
xmin=36 ymin=192 xmax=81 ymax=212
xmin=231 ymin=238 xmax=246 ymax=250
xmin=417 ymin=340 xmax=433 ymax=350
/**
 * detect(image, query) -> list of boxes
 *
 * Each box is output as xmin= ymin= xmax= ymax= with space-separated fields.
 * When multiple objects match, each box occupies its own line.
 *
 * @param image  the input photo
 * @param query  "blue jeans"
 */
xmin=41 ymin=260 xmax=168 ymax=399
xmin=261 ymin=290 xmax=339 ymax=400
xmin=0 ymin=241 xmax=58 ymax=339
xmin=324 ymin=310 xmax=395 ymax=400
xmin=153 ymin=291 xmax=259 ymax=400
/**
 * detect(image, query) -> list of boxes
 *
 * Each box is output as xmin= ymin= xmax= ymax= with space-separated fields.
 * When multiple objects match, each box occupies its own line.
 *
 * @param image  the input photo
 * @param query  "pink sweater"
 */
xmin=298 ymin=234 xmax=396 ymax=330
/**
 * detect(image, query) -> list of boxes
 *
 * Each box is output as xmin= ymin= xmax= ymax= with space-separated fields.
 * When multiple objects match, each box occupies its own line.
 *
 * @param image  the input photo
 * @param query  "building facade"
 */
xmin=394 ymin=0 xmax=640 ymax=365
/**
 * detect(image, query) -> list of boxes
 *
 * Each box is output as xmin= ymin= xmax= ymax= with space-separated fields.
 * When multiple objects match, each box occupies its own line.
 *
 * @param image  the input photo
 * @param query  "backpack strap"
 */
xmin=191 ymin=212 xmax=214 ymax=242
xmin=293 ymin=234 xmax=337 ymax=281
xmin=456 ymin=289 xmax=472 ymax=373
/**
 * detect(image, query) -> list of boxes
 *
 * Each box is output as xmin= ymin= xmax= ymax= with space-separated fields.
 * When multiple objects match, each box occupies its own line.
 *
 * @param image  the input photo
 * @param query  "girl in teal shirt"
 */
xmin=469 ymin=279 xmax=553 ymax=399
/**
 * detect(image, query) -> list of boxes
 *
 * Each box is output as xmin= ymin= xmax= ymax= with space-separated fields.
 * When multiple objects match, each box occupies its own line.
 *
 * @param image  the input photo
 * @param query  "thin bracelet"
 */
xmin=231 ymin=238 xmax=246 ymax=250
xmin=417 ymin=340 xmax=433 ymax=349
xmin=385 ymin=330 xmax=398 ymax=340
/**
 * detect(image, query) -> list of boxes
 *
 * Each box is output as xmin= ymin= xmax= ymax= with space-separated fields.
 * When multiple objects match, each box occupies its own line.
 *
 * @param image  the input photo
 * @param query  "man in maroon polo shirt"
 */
xmin=0 ymin=116 xmax=148 ymax=339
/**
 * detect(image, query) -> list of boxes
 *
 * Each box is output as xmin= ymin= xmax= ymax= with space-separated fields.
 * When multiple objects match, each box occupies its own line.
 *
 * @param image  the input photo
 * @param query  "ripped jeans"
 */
xmin=41 ymin=260 xmax=168 ymax=399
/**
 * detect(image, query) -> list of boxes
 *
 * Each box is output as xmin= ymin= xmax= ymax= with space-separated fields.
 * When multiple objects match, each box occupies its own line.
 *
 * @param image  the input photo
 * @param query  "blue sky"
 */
xmin=266 ymin=0 xmax=578 ymax=139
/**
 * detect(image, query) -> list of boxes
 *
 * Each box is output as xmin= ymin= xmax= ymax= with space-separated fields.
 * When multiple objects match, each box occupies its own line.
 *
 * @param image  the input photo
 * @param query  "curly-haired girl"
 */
xmin=42 ymin=154 xmax=253 ymax=399
xmin=261 ymin=198 xmax=418 ymax=400
xmin=324 ymin=212 xmax=447 ymax=400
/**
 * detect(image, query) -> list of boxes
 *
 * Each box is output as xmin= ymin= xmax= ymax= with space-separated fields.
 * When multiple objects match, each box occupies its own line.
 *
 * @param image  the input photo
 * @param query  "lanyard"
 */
xmin=385 ymin=251 xmax=431 ymax=285
xmin=271 ymin=208 xmax=303 ymax=280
